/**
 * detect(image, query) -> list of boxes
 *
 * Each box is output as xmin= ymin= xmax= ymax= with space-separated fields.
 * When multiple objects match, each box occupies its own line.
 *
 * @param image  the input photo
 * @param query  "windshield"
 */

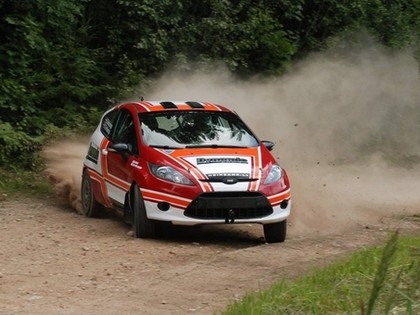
xmin=139 ymin=111 xmax=259 ymax=148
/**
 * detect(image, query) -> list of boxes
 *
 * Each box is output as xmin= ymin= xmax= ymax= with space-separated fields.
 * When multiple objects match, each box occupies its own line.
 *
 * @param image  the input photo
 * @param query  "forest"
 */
xmin=0 ymin=0 xmax=419 ymax=171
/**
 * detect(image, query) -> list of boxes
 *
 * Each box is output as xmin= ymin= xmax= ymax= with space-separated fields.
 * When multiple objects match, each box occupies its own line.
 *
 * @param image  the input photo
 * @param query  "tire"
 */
xmin=132 ymin=184 xmax=155 ymax=238
xmin=81 ymin=169 xmax=103 ymax=217
xmin=263 ymin=219 xmax=287 ymax=243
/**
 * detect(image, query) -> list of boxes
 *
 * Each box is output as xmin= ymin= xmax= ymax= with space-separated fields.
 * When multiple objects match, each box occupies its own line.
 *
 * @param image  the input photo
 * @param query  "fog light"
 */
xmin=158 ymin=202 xmax=170 ymax=211
xmin=280 ymin=200 xmax=289 ymax=209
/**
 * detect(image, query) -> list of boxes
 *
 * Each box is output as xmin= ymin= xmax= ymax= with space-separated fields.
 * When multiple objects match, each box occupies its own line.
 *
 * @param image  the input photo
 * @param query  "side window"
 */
xmin=111 ymin=109 xmax=138 ymax=155
xmin=100 ymin=109 xmax=118 ymax=138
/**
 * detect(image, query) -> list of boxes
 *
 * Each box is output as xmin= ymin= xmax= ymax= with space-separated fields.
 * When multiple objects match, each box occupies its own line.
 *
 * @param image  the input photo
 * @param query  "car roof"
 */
xmin=119 ymin=101 xmax=232 ymax=113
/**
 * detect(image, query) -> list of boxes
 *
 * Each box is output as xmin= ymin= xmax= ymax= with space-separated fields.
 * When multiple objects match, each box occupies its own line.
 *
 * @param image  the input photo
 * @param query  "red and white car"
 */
xmin=81 ymin=101 xmax=291 ymax=242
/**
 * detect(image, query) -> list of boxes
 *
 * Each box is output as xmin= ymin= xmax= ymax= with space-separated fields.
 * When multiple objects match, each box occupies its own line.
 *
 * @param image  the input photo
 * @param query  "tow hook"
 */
xmin=225 ymin=209 xmax=235 ymax=223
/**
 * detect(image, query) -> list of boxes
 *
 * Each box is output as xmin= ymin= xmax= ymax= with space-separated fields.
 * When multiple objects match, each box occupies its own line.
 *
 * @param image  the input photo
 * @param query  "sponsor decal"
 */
xmin=196 ymin=157 xmax=248 ymax=165
xmin=207 ymin=173 xmax=250 ymax=178
xmin=130 ymin=160 xmax=142 ymax=170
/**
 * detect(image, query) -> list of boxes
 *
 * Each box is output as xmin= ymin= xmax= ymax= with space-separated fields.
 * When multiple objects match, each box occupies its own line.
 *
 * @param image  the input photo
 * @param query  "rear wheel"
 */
xmin=132 ymin=184 xmax=156 ymax=238
xmin=263 ymin=220 xmax=287 ymax=243
xmin=81 ymin=169 xmax=103 ymax=217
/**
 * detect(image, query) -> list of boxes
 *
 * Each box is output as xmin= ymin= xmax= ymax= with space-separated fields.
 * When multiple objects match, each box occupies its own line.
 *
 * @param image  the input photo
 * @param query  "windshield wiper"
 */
xmin=149 ymin=145 xmax=183 ymax=149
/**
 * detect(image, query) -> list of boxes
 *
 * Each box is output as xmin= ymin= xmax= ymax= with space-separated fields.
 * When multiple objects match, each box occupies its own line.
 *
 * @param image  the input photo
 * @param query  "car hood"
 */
xmin=155 ymin=147 xmax=268 ymax=192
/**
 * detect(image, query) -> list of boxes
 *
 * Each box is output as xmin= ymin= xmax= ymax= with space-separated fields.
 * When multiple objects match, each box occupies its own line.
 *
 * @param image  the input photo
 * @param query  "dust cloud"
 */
xmin=43 ymin=138 xmax=88 ymax=213
xmin=44 ymin=38 xmax=420 ymax=236
xmin=147 ymin=41 xmax=420 ymax=236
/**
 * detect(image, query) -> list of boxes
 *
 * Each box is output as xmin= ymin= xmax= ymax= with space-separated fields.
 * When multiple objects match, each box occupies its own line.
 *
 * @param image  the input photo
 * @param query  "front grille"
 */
xmin=184 ymin=192 xmax=273 ymax=220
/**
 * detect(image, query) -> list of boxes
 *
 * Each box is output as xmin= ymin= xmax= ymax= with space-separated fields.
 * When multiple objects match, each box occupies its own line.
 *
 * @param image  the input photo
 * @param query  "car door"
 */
xmin=104 ymin=109 xmax=138 ymax=204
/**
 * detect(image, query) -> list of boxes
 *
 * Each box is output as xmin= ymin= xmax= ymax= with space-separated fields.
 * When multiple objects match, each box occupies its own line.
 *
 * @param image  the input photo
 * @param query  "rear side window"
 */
xmin=101 ymin=109 xmax=118 ymax=138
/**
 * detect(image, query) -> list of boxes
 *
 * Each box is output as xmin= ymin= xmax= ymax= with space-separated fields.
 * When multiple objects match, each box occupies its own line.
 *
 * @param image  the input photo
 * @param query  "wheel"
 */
xmin=132 ymin=184 xmax=156 ymax=238
xmin=81 ymin=169 xmax=103 ymax=217
xmin=263 ymin=220 xmax=287 ymax=243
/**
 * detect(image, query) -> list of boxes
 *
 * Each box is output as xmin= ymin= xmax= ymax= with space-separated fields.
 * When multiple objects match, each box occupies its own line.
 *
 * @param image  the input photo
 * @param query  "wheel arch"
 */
xmin=82 ymin=167 xmax=107 ymax=208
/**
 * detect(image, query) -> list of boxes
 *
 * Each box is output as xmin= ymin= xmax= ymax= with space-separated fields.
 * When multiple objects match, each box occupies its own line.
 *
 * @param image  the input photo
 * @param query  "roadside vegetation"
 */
xmin=0 ymin=168 xmax=52 ymax=197
xmin=222 ymin=230 xmax=420 ymax=315
xmin=1 ymin=1 xmax=419 ymax=193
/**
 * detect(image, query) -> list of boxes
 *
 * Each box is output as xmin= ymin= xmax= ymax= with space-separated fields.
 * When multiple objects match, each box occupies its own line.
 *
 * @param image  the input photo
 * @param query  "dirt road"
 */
xmin=1 ymin=196 xmax=418 ymax=315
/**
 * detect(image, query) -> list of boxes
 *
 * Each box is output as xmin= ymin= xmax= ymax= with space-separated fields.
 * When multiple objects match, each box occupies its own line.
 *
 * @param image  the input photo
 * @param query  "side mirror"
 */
xmin=109 ymin=143 xmax=130 ymax=160
xmin=261 ymin=140 xmax=275 ymax=151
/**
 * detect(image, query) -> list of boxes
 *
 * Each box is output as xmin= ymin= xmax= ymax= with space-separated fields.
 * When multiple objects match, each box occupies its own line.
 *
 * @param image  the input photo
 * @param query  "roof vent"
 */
xmin=186 ymin=101 xmax=204 ymax=108
xmin=160 ymin=101 xmax=177 ymax=109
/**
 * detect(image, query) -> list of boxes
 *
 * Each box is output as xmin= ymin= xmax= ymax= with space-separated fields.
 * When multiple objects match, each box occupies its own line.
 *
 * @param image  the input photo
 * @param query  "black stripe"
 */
xmin=186 ymin=101 xmax=204 ymax=108
xmin=160 ymin=101 xmax=177 ymax=109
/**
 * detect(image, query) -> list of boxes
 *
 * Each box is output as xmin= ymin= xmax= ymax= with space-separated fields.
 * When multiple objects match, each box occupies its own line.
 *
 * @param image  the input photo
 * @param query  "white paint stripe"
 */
xmin=267 ymin=188 xmax=291 ymax=200
xmin=207 ymin=103 xmax=223 ymax=111
xmin=105 ymin=172 xmax=130 ymax=189
xmin=140 ymin=188 xmax=192 ymax=203
xmin=254 ymin=146 xmax=262 ymax=190
xmin=144 ymin=196 xmax=188 ymax=209
xmin=156 ymin=149 xmax=209 ymax=192
xmin=134 ymin=102 xmax=151 ymax=112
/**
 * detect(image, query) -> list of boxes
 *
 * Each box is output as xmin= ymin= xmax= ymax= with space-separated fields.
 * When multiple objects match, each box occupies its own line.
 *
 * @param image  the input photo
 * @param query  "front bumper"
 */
xmin=145 ymin=191 xmax=291 ymax=226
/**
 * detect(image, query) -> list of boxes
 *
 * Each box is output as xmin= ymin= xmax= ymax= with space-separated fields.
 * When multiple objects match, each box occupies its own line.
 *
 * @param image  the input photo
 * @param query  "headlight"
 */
xmin=149 ymin=164 xmax=194 ymax=186
xmin=264 ymin=165 xmax=283 ymax=184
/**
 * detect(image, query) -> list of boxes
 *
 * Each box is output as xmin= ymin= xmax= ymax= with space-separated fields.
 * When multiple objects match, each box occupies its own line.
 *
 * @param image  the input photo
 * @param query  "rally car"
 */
xmin=81 ymin=100 xmax=291 ymax=243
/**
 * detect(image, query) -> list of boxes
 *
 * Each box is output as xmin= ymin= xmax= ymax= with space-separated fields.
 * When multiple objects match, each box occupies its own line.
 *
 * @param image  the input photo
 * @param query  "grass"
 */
xmin=221 ymin=231 xmax=420 ymax=315
xmin=0 ymin=167 xmax=53 ymax=197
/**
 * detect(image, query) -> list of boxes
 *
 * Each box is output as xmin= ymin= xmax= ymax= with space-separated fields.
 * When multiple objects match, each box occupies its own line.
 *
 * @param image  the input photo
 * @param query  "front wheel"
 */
xmin=132 ymin=185 xmax=156 ymax=238
xmin=263 ymin=220 xmax=287 ymax=243
xmin=81 ymin=169 xmax=103 ymax=217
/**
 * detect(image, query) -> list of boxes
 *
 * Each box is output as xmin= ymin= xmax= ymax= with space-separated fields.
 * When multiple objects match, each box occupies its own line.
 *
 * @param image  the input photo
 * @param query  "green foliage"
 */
xmin=365 ymin=231 xmax=399 ymax=315
xmin=284 ymin=0 xmax=420 ymax=56
xmin=0 ymin=1 xmax=102 ymax=121
xmin=361 ymin=0 xmax=420 ymax=49
xmin=0 ymin=167 xmax=52 ymax=196
xmin=0 ymin=0 xmax=418 ymax=171
xmin=84 ymin=0 xmax=183 ymax=98
xmin=222 ymin=231 xmax=420 ymax=315
xmin=175 ymin=1 xmax=296 ymax=75
xmin=0 ymin=0 xmax=106 ymax=170
xmin=0 ymin=121 xmax=43 ymax=169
